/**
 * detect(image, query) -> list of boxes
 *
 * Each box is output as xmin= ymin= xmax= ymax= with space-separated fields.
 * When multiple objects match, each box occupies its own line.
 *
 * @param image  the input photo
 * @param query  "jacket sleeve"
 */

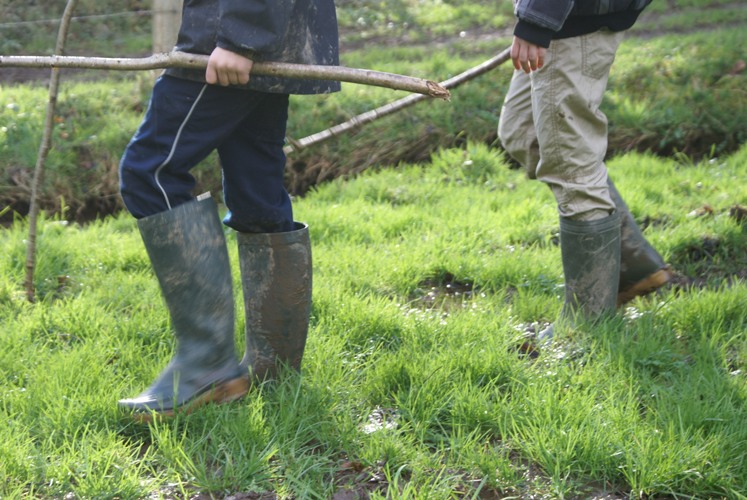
xmin=513 ymin=0 xmax=574 ymax=47
xmin=216 ymin=0 xmax=295 ymax=59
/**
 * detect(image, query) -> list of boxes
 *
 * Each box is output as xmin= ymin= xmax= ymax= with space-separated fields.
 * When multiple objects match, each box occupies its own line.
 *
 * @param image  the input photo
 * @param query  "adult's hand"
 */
xmin=510 ymin=36 xmax=546 ymax=74
xmin=205 ymin=47 xmax=254 ymax=86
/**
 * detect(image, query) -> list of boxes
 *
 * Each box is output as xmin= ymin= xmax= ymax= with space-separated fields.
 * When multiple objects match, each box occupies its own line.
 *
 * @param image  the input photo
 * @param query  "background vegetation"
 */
xmin=1 ymin=0 xmax=746 ymax=498
xmin=0 ymin=0 xmax=745 ymax=221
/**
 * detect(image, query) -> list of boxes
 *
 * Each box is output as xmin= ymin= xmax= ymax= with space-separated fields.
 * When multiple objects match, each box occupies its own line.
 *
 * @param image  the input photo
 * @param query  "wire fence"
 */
xmin=0 ymin=6 xmax=183 ymax=56
xmin=0 ymin=10 xmax=171 ymax=29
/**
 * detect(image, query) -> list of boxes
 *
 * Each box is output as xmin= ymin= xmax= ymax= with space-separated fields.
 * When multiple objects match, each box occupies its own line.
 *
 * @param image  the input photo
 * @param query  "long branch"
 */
xmin=284 ymin=47 xmax=511 ymax=154
xmin=0 ymin=52 xmax=450 ymax=99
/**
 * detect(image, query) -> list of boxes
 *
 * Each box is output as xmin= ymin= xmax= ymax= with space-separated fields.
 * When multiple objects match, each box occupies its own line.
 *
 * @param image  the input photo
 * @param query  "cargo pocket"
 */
xmin=581 ymin=30 xmax=624 ymax=80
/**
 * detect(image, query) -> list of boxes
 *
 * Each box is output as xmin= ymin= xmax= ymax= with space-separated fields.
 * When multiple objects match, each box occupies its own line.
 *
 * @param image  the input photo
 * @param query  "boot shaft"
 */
xmin=138 ymin=197 xmax=236 ymax=353
xmin=237 ymin=222 xmax=312 ymax=379
xmin=608 ymin=179 xmax=669 ymax=291
xmin=560 ymin=212 xmax=621 ymax=320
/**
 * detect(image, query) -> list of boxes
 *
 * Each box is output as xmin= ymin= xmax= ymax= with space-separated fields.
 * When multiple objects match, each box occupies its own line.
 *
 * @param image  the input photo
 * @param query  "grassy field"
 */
xmin=1 ymin=142 xmax=746 ymax=498
xmin=1 ymin=0 xmax=747 ymax=498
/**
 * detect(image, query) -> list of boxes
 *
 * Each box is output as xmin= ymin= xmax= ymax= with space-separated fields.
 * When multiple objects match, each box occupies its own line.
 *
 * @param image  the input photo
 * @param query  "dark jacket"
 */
xmin=166 ymin=0 xmax=340 ymax=95
xmin=514 ymin=0 xmax=652 ymax=48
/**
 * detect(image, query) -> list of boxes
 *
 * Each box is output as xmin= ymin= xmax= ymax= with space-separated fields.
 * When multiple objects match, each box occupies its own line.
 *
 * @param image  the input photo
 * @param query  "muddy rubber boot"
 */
xmin=609 ymin=180 xmax=674 ymax=306
xmin=237 ymin=223 xmax=312 ymax=381
xmin=538 ymin=212 xmax=621 ymax=343
xmin=118 ymin=196 xmax=248 ymax=421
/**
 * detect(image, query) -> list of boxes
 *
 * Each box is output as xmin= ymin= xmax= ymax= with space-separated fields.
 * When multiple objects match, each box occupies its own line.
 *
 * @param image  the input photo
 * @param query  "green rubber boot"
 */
xmin=118 ymin=196 xmax=248 ymax=421
xmin=237 ymin=222 xmax=312 ymax=381
xmin=609 ymin=179 xmax=674 ymax=306
xmin=539 ymin=212 xmax=621 ymax=343
xmin=560 ymin=212 xmax=621 ymax=317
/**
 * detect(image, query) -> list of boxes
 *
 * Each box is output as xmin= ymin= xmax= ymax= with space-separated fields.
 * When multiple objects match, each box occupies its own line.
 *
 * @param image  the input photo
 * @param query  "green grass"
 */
xmin=1 ymin=2 xmax=747 ymax=495
xmin=2 ymin=142 xmax=746 ymax=498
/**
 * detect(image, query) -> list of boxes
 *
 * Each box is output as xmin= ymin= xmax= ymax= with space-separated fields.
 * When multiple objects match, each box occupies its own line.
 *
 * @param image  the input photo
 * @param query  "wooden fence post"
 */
xmin=152 ymin=0 xmax=183 ymax=53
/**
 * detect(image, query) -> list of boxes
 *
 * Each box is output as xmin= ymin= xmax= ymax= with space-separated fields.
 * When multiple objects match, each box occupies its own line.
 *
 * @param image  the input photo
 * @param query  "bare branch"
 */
xmin=0 ymin=52 xmax=450 ymax=99
xmin=284 ymin=47 xmax=511 ymax=154
xmin=24 ymin=0 xmax=79 ymax=302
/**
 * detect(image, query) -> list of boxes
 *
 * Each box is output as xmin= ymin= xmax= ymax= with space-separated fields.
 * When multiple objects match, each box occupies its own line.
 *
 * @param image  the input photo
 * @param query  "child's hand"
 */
xmin=511 ymin=36 xmax=546 ymax=74
xmin=206 ymin=47 xmax=254 ymax=86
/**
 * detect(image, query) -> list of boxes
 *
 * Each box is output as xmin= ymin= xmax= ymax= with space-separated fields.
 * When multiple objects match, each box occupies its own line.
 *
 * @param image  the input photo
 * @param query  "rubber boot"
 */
xmin=538 ymin=212 xmax=621 ymax=343
xmin=118 ymin=196 xmax=249 ymax=420
xmin=609 ymin=179 xmax=674 ymax=306
xmin=237 ymin=222 xmax=312 ymax=381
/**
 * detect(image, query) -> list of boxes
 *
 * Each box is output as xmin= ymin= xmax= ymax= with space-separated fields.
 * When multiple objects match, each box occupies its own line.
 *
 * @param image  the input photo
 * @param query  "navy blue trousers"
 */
xmin=119 ymin=75 xmax=293 ymax=233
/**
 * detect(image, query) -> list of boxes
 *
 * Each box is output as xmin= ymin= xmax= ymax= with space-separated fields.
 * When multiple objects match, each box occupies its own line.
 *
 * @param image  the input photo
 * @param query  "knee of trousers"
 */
xmin=497 ymin=132 xmax=540 ymax=177
xmin=119 ymin=162 xmax=190 ymax=218
xmin=498 ymin=117 xmax=540 ymax=176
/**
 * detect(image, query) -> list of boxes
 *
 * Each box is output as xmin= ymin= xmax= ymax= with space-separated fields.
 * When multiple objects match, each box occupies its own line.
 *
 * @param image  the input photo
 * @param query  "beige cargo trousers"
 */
xmin=498 ymin=29 xmax=626 ymax=221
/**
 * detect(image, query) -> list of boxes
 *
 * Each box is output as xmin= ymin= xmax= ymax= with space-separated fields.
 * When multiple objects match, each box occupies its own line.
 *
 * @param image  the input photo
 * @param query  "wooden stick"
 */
xmin=0 ymin=52 xmax=450 ymax=99
xmin=24 ymin=0 xmax=78 ymax=302
xmin=284 ymin=47 xmax=511 ymax=154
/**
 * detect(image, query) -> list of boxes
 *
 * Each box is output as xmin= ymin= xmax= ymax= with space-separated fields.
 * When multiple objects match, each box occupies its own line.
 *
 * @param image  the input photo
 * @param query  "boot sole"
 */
xmin=131 ymin=376 xmax=250 ymax=423
xmin=617 ymin=267 xmax=674 ymax=307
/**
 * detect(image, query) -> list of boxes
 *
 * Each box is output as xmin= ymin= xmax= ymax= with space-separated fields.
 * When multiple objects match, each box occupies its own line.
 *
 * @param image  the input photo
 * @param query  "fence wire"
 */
xmin=0 ymin=10 xmax=175 ymax=29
